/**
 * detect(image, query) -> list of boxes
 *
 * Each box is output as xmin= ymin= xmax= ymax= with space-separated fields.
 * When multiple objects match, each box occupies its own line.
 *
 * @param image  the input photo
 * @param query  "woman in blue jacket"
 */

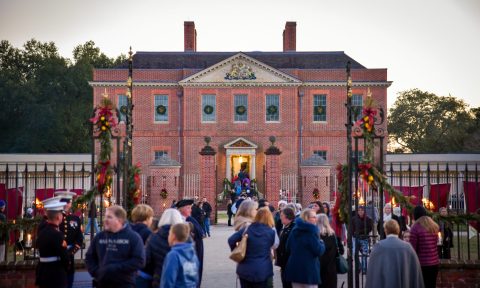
xmin=285 ymin=208 xmax=325 ymax=288
xmin=228 ymin=207 xmax=276 ymax=288
xmin=144 ymin=208 xmax=184 ymax=288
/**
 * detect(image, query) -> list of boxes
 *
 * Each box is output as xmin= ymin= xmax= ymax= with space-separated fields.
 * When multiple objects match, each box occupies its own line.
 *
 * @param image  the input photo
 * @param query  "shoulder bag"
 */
xmin=335 ymin=237 xmax=348 ymax=274
xmin=229 ymin=225 xmax=249 ymax=263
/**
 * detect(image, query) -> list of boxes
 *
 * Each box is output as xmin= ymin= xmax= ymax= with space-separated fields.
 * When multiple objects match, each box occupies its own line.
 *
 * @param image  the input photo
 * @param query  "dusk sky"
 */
xmin=1 ymin=0 xmax=479 ymax=109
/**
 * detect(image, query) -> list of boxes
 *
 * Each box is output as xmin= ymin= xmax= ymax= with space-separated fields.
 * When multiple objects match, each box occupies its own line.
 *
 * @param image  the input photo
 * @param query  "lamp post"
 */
xmin=123 ymin=47 xmax=134 ymax=209
xmin=345 ymin=61 xmax=354 ymax=288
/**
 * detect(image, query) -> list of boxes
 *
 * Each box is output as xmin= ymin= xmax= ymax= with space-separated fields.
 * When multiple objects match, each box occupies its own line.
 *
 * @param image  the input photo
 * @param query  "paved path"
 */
xmin=71 ymin=223 xmax=348 ymax=288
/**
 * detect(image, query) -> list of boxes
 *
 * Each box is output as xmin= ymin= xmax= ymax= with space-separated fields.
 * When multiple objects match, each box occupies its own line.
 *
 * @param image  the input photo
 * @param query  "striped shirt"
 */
xmin=409 ymin=222 xmax=440 ymax=266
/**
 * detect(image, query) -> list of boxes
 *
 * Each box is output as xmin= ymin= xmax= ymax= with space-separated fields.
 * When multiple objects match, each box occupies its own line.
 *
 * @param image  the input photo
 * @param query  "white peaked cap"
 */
xmin=43 ymin=199 xmax=66 ymax=211
xmin=42 ymin=196 xmax=63 ymax=206
xmin=54 ymin=190 xmax=77 ymax=199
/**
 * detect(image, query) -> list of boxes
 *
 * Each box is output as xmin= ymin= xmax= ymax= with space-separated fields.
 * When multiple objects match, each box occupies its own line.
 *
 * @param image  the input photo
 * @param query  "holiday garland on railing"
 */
xmin=126 ymin=162 xmax=142 ymax=217
xmin=336 ymin=95 xmax=480 ymax=225
xmin=0 ymin=216 xmax=43 ymax=235
xmin=73 ymin=97 xmax=118 ymax=209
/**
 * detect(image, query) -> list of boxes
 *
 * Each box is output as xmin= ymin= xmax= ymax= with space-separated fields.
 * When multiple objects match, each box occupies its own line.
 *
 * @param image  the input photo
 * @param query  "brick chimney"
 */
xmin=283 ymin=22 xmax=296 ymax=52
xmin=184 ymin=21 xmax=197 ymax=52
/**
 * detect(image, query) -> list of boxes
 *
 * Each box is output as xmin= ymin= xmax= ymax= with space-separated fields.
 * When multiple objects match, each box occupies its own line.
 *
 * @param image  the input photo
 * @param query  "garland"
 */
xmin=73 ymin=97 xmax=117 ymax=209
xmin=0 ymin=216 xmax=43 ymax=235
xmin=127 ymin=162 xmax=142 ymax=217
xmin=336 ymin=95 xmax=480 ymax=225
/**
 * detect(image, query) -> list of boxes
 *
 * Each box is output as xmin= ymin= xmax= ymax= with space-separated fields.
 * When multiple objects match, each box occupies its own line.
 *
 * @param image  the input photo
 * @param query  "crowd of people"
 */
xmin=34 ymin=195 xmax=213 ymax=288
xmin=227 ymin=196 xmax=452 ymax=288
xmin=20 ymin=188 xmax=454 ymax=288
xmin=228 ymin=198 xmax=344 ymax=288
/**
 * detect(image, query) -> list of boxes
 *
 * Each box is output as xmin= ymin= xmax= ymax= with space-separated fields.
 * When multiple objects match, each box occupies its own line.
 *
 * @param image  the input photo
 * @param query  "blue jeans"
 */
xmin=353 ymin=238 xmax=368 ymax=273
xmin=85 ymin=218 xmax=99 ymax=234
xmin=204 ymin=217 xmax=211 ymax=236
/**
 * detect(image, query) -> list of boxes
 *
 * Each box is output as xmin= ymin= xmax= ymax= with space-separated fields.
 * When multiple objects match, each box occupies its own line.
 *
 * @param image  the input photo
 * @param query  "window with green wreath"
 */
xmin=266 ymin=94 xmax=279 ymax=122
xmin=313 ymin=94 xmax=327 ymax=122
xmin=154 ymin=95 xmax=168 ymax=122
xmin=202 ymin=94 xmax=216 ymax=122
xmin=234 ymin=94 xmax=248 ymax=122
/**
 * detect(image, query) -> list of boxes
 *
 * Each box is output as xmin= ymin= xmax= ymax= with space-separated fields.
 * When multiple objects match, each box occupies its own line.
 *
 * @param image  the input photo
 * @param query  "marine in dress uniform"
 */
xmin=35 ymin=198 xmax=69 ymax=288
xmin=55 ymin=191 xmax=84 ymax=288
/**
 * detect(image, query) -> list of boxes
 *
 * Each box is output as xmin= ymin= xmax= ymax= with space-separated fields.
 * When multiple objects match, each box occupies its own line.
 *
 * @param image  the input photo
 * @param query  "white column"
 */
xmin=251 ymin=154 xmax=256 ymax=180
xmin=226 ymin=153 xmax=231 ymax=180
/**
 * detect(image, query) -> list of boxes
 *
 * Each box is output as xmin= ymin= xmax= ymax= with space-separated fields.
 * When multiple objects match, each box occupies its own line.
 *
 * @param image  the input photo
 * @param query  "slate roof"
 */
xmin=116 ymin=51 xmax=365 ymax=70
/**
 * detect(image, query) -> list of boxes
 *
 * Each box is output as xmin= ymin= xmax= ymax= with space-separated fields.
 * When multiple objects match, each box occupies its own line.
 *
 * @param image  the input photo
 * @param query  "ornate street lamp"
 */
xmin=123 ymin=47 xmax=134 ymax=208
xmin=345 ymin=61 xmax=354 ymax=288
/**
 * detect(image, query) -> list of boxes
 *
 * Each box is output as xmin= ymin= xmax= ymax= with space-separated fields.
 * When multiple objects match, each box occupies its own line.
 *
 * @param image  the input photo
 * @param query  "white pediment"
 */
xmin=224 ymin=137 xmax=258 ymax=149
xmin=179 ymin=53 xmax=301 ymax=87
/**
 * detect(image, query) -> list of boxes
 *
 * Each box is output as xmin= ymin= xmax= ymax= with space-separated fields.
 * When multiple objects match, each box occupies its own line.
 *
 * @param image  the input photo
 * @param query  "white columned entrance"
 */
xmin=224 ymin=138 xmax=258 ymax=181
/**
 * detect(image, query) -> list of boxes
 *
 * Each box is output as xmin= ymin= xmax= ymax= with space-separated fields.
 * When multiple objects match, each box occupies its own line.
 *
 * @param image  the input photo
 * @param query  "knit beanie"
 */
xmin=413 ymin=205 xmax=427 ymax=220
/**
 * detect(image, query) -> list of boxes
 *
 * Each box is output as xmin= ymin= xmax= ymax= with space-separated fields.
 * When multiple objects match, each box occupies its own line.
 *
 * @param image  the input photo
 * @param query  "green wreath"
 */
xmin=120 ymin=105 xmax=128 ymax=114
xmin=156 ymin=105 xmax=167 ymax=115
xmin=314 ymin=106 xmax=324 ymax=115
xmin=236 ymin=105 xmax=246 ymax=115
xmin=313 ymin=188 xmax=320 ymax=199
xmin=160 ymin=188 xmax=168 ymax=199
xmin=204 ymin=105 xmax=214 ymax=115
xmin=267 ymin=105 xmax=278 ymax=115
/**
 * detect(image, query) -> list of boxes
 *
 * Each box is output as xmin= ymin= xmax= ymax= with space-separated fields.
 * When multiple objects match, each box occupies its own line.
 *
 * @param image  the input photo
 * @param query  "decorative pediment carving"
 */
xmin=224 ymin=137 xmax=258 ymax=149
xmin=225 ymin=62 xmax=256 ymax=80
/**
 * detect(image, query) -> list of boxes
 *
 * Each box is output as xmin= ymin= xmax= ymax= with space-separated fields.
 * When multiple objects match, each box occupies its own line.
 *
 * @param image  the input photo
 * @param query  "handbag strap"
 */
xmin=334 ymin=236 xmax=340 ymax=256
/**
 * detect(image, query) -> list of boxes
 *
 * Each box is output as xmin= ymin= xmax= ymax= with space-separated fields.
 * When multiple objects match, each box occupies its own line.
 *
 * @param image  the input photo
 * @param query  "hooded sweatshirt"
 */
xmin=85 ymin=223 xmax=146 ymax=288
xmin=160 ymin=242 xmax=200 ymax=288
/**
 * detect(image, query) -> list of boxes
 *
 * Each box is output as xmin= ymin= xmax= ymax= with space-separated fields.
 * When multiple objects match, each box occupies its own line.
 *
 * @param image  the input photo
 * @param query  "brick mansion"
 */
xmin=90 ymin=21 xmax=390 ymax=212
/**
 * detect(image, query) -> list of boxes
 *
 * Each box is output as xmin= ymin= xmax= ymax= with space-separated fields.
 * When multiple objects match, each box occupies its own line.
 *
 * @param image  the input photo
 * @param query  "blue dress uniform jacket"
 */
xmin=85 ymin=223 xmax=146 ymax=288
xmin=186 ymin=216 xmax=204 ymax=287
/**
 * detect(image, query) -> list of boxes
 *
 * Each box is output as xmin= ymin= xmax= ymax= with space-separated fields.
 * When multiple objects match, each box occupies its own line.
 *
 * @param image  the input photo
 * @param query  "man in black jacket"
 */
xmin=275 ymin=207 xmax=296 ymax=288
xmin=177 ymin=199 xmax=204 ymax=288
xmin=201 ymin=197 xmax=213 ymax=237
xmin=350 ymin=206 xmax=373 ymax=274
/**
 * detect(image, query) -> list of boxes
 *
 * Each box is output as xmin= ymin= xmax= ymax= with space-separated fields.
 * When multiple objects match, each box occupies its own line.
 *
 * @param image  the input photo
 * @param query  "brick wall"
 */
xmin=300 ymin=166 xmax=331 ymax=206
xmin=149 ymin=166 xmax=180 ymax=215
xmin=92 ymin=58 xmax=388 ymax=206
xmin=437 ymin=260 xmax=480 ymax=288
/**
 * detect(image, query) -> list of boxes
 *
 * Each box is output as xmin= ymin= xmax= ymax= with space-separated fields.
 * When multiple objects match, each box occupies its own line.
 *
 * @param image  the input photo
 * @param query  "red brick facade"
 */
xmin=91 ymin=22 xmax=390 ymax=207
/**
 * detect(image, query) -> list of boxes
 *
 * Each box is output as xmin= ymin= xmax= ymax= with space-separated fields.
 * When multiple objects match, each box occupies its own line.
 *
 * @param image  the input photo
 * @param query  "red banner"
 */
xmin=463 ymin=181 xmax=480 ymax=232
xmin=0 ymin=184 xmax=24 ymax=220
xmin=386 ymin=186 xmax=424 ymax=206
xmin=429 ymin=183 xmax=451 ymax=212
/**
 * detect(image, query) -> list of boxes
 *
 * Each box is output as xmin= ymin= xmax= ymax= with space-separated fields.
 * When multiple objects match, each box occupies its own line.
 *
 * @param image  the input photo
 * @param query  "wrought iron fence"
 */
xmin=0 ymin=160 xmax=147 ymax=263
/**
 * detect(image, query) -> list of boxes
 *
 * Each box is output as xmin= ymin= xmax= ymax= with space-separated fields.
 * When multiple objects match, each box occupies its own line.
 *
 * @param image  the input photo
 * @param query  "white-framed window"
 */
xmin=234 ymin=94 xmax=248 ymax=122
xmin=154 ymin=95 xmax=168 ymax=122
xmin=202 ymin=94 xmax=216 ymax=122
xmin=154 ymin=150 xmax=168 ymax=160
xmin=313 ymin=150 xmax=327 ymax=161
xmin=313 ymin=94 xmax=327 ymax=122
xmin=118 ymin=94 xmax=127 ymax=122
xmin=266 ymin=94 xmax=279 ymax=122
xmin=352 ymin=94 xmax=363 ymax=121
